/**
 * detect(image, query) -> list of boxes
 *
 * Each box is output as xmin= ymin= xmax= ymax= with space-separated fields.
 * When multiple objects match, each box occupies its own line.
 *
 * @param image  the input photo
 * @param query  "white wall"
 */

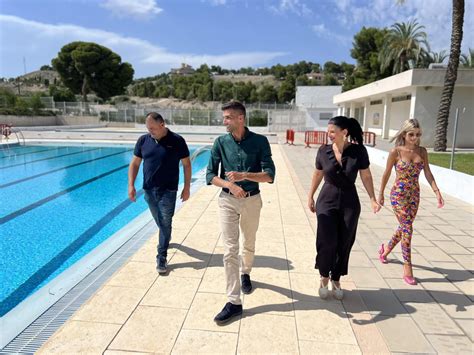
xmin=366 ymin=104 xmax=384 ymax=129
xmin=304 ymin=108 xmax=337 ymax=129
xmin=296 ymin=86 xmax=342 ymax=108
xmin=414 ymin=86 xmax=474 ymax=148
xmin=0 ymin=115 xmax=101 ymax=126
xmin=390 ymin=99 xmax=411 ymax=130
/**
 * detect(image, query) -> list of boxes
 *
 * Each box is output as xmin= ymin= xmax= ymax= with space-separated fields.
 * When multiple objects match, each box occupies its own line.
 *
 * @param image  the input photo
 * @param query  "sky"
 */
xmin=0 ymin=0 xmax=473 ymax=79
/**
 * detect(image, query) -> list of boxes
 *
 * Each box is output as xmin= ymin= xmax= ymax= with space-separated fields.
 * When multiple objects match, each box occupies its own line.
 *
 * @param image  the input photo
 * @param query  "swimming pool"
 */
xmin=0 ymin=144 xmax=210 ymax=317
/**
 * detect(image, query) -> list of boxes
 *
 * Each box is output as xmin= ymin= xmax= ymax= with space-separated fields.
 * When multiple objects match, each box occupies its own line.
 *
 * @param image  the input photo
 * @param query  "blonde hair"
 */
xmin=390 ymin=119 xmax=422 ymax=146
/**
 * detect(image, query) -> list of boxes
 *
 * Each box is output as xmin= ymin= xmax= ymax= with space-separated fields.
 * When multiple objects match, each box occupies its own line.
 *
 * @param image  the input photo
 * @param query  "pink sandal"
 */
xmin=403 ymin=275 xmax=417 ymax=285
xmin=378 ymin=244 xmax=388 ymax=264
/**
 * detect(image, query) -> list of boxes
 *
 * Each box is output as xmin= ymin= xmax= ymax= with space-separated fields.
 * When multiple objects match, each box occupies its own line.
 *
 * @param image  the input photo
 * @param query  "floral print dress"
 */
xmin=387 ymin=157 xmax=424 ymax=264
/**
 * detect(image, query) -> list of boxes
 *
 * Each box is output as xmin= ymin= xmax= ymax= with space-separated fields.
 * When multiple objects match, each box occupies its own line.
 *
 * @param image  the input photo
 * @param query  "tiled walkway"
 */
xmin=38 ymin=142 xmax=473 ymax=354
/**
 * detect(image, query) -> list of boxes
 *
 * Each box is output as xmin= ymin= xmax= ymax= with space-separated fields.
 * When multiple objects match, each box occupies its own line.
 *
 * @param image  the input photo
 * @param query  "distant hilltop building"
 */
xmin=170 ymin=63 xmax=195 ymax=76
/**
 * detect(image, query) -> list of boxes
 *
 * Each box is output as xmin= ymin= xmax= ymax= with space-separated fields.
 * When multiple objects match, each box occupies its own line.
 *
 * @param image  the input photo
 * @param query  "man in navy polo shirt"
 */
xmin=128 ymin=112 xmax=191 ymax=274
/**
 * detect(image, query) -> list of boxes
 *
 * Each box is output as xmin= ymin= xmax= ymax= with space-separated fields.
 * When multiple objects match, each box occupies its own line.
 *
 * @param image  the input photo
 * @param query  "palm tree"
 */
xmin=460 ymin=48 xmax=473 ymax=68
xmin=422 ymin=50 xmax=449 ymax=66
xmin=379 ymin=20 xmax=429 ymax=74
xmin=434 ymin=0 xmax=465 ymax=151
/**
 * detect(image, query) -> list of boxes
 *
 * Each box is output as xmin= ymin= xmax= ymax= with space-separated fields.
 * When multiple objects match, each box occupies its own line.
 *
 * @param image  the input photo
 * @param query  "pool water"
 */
xmin=0 ymin=144 xmax=210 ymax=316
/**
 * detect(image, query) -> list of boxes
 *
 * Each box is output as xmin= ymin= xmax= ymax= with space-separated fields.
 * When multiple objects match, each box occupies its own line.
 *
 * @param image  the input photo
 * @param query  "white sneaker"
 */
xmin=331 ymin=281 xmax=343 ymax=300
xmin=318 ymin=278 xmax=329 ymax=299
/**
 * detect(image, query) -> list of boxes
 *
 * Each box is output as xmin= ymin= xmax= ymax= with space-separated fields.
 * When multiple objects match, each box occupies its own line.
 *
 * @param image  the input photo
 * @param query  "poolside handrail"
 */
xmin=0 ymin=125 xmax=25 ymax=157
xmin=11 ymin=127 xmax=26 ymax=146
xmin=190 ymin=145 xmax=212 ymax=163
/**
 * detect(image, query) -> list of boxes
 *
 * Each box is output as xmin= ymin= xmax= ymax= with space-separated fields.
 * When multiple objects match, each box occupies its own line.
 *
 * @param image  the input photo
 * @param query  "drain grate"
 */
xmin=0 ymin=220 xmax=155 ymax=354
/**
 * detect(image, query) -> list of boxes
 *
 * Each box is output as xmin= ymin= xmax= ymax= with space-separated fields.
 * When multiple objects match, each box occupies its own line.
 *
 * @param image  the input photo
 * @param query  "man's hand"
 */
xmin=225 ymin=171 xmax=246 ymax=183
xmin=308 ymin=197 xmax=316 ymax=213
xmin=128 ymin=185 xmax=136 ymax=202
xmin=229 ymin=183 xmax=247 ymax=198
xmin=181 ymin=186 xmax=190 ymax=202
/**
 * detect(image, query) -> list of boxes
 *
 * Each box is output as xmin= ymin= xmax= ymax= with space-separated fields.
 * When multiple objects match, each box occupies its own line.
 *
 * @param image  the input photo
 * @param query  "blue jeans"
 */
xmin=144 ymin=188 xmax=177 ymax=264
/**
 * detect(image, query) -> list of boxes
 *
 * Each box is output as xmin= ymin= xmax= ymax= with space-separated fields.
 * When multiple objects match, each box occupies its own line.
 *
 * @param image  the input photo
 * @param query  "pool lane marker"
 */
xmin=0 ymin=147 xmax=101 ymax=170
xmin=0 ymin=164 xmax=129 ymax=225
xmin=0 ymin=147 xmax=59 ymax=160
xmin=0 ymin=189 xmax=144 ymax=316
xmin=0 ymin=148 xmax=133 ymax=189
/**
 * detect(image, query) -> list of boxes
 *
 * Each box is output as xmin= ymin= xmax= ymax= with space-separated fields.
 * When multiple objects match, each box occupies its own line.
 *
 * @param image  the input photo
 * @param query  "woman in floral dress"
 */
xmin=377 ymin=119 xmax=444 ymax=285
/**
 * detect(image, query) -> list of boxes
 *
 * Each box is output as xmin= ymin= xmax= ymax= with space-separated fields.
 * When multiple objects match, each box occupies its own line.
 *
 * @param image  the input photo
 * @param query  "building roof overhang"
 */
xmin=333 ymin=69 xmax=474 ymax=105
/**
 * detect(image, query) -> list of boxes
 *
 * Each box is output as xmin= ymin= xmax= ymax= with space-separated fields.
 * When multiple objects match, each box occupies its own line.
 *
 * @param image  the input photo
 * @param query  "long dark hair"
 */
xmin=328 ymin=116 xmax=363 ymax=145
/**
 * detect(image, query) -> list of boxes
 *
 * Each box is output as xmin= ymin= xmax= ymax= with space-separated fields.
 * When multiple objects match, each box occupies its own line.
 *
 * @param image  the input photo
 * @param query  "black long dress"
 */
xmin=314 ymin=143 xmax=370 ymax=281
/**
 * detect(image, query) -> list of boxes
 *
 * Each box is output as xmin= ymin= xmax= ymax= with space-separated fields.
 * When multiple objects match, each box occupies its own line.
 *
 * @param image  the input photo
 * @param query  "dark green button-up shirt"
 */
xmin=206 ymin=128 xmax=276 ymax=192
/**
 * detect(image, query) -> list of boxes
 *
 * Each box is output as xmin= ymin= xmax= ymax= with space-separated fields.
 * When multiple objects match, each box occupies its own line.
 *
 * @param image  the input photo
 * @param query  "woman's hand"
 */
xmin=308 ymin=197 xmax=316 ymax=213
xmin=377 ymin=194 xmax=384 ymax=206
xmin=436 ymin=192 xmax=445 ymax=208
xmin=371 ymin=198 xmax=381 ymax=213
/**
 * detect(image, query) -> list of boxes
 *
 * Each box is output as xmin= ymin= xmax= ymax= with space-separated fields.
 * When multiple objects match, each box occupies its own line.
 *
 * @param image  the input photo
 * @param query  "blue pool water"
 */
xmin=0 ymin=144 xmax=210 ymax=316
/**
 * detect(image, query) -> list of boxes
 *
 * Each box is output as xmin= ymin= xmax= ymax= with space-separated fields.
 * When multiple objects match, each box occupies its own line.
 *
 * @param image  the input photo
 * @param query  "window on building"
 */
xmin=392 ymin=94 xmax=412 ymax=102
xmin=370 ymin=99 xmax=382 ymax=105
xmin=319 ymin=112 xmax=332 ymax=120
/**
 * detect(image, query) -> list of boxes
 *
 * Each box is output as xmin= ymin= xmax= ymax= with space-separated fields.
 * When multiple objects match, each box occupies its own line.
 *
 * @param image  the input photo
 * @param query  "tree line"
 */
xmin=4 ymin=18 xmax=471 ymax=106
xmin=129 ymin=61 xmax=353 ymax=104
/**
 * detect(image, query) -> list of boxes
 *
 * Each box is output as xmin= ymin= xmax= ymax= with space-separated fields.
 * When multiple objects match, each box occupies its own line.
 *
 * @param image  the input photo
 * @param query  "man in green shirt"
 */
xmin=206 ymin=101 xmax=276 ymax=325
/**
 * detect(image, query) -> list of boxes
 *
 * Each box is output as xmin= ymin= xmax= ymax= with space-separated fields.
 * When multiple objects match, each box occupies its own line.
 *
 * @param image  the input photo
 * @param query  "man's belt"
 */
xmin=222 ymin=188 xmax=260 ymax=197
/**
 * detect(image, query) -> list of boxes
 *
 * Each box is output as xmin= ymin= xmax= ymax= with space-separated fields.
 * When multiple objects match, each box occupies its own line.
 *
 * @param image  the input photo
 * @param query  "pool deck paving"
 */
xmin=37 ymin=139 xmax=473 ymax=354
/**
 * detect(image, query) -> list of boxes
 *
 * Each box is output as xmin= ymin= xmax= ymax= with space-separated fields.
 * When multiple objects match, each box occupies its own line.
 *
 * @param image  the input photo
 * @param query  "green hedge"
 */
xmin=0 ymin=108 xmax=56 ymax=116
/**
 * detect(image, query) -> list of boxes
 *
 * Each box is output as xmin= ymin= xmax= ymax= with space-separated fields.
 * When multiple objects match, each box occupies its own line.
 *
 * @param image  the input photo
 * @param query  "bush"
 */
xmin=109 ymin=95 xmax=130 ymax=105
xmin=135 ymin=115 xmax=146 ymax=124
xmin=0 ymin=107 xmax=56 ymax=116
xmin=49 ymin=85 xmax=76 ymax=102
xmin=30 ymin=94 xmax=45 ymax=114
xmin=0 ymin=88 xmax=17 ymax=108
xmin=248 ymin=110 xmax=268 ymax=126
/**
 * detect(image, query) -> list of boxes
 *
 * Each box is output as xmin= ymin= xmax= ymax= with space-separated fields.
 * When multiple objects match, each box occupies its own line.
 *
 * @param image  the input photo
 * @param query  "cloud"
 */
xmin=101 ymin=0 xmax=163 ymax=20
xmin=269 ymin=0 xmax=312 ymax=17
xmin=0 ymin=15 xmax=286 ymax=78
xmin=329 ymin=0 xmax=473 ymax=53
xmin=203 ymin=0 xmax=227 ymax=5
xmin=312 ymin=23 xmax=352 ymax=46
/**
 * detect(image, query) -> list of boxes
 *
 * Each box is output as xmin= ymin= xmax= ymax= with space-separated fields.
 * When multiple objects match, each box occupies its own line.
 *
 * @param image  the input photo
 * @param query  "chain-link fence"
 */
xmin=49 ymin=101 xmax=274 ymax=127
xmin=97 ymin=107 xmax=271 ymax=127
xmin=5 ymin=97 xmax=299 ymax=130
xmin=268 ymin=110 xmax=307 ymax=132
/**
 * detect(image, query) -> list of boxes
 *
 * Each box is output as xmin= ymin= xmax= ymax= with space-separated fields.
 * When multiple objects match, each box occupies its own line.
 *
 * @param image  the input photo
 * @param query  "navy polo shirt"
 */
xmin=134 ymin=129 xmax=190 ymax=191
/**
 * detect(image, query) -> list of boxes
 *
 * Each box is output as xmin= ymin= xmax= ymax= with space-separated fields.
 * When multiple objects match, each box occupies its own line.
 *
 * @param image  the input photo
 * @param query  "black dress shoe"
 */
xmin=241 ymin=274 xmax=253 ymax=294
xmin=214 ymin=302 xmax=243 ymax=325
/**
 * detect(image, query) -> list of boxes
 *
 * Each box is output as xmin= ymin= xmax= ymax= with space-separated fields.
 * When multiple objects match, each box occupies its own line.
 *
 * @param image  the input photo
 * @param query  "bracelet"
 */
xmin=433 ymin=189 xmax=439 ymax=192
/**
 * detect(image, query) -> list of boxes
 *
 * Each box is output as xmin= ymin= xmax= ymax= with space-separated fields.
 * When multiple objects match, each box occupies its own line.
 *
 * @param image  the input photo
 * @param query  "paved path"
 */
xmin=38 ymin=142 xmax=473 ymax=354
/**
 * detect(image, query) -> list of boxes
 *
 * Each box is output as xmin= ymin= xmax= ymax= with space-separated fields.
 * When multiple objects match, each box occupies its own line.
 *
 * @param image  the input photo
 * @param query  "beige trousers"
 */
xmin=218 ymin=191 xmax=263 ymax=305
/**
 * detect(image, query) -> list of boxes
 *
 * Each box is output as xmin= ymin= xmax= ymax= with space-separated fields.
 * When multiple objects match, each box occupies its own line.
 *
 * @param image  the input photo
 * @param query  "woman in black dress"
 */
xmin=307 ymin=116 xmax=380 ymax=300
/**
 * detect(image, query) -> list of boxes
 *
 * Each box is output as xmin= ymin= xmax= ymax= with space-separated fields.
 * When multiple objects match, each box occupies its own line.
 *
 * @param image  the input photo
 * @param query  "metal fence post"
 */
xmin=450 ymin=107 xmax=465 ymax=170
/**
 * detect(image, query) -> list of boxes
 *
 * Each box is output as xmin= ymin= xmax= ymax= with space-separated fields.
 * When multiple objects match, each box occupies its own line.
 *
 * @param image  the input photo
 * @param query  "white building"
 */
xmin=333 ymin=69 xmax=474 ymax=148
xmin=295 ymin=86 xmax=342 ymax=129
